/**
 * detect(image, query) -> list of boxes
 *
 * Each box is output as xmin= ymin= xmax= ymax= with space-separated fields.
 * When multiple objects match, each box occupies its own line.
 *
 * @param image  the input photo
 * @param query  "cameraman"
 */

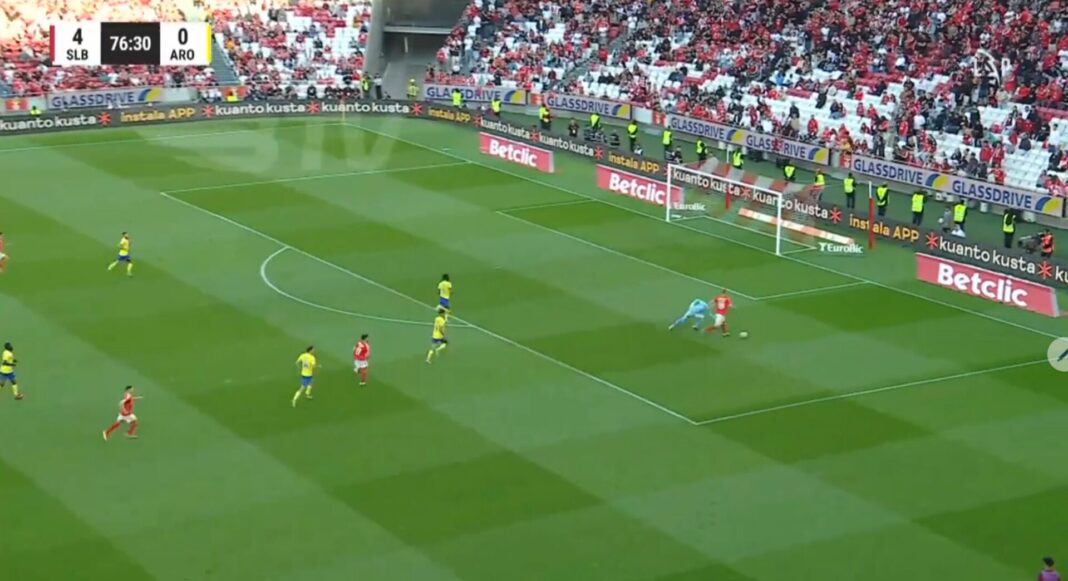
xmin=568 ymin=118 xmax=579 ymax=139
xmin=608 ymin=131 xmax=621 ymax=149
xmin=1042 ymin=229 xmax=1056 ymax=258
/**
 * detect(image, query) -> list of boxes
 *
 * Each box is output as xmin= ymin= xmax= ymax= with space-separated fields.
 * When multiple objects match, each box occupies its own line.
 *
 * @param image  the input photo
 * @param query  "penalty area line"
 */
xmin=754 ymin=281 xmax=870 ymax=301
xmin=496 ymin=210 xmax=758 ymax=301
xmin=694 ymin=359 xmax=1047 ymax=425
xmin=162 ymin=160 xmax=472 ymax=194
xmin=161 ymin=190 xmax=697 ymax=425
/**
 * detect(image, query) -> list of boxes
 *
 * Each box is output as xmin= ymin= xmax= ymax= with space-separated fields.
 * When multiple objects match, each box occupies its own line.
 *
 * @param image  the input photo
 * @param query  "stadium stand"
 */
xmin=557 ymin=0 xmax=1068 ymax=195
xmin=212 ymin=0 xmax=373 ymax=99
xmin=436 ymin=0 xmax=649 ymax=92
xmin=0 ymin=0 xmax=215 ymax=95
xmin=0 ymin=0 xmax=373 ymax=100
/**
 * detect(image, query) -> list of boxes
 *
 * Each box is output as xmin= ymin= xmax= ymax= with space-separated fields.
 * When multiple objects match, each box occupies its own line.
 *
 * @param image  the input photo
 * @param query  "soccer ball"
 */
xmin=739 ymin=331 xmax=749 ymax=339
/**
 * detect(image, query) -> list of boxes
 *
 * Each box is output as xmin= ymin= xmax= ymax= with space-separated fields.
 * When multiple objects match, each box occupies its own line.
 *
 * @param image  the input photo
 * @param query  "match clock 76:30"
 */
xmin=100 ymin=22 xmax=160 ymax=65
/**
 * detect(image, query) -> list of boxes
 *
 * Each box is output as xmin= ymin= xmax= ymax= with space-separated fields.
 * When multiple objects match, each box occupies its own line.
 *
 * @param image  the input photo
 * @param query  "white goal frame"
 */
xmin=665 ymin=163 xmax=786 ymax=256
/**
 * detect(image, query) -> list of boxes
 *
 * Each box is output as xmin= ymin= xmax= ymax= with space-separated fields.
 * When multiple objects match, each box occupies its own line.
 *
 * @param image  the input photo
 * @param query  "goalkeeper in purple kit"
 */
xmin=669 ymin=299 xmax=710 ymax=330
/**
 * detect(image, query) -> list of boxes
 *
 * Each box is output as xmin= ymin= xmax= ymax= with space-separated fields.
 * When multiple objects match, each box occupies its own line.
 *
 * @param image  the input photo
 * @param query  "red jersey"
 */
xmin=0 ymin=235 xmax=6 ymax=253
xmin=354 ymin=341 xmax=370 ymax=362
xmin=713 ymin=294 xmax=733 ymax=315
xmin=121 ymin=393 xmax=135 ymax=416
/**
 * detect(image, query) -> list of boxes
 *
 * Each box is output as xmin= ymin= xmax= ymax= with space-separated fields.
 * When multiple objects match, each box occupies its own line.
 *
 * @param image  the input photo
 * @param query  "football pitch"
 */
xmin=1 ymin=115 xmax=1066 ymax=580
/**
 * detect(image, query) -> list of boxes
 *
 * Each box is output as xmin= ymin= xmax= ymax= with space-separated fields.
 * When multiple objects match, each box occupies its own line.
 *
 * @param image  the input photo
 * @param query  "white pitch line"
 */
xmin=163 ymin=160 xmax=472 ymax=194
xmin=499 ymin=199 xmax=597 ymax=213
xmin=0 ymin=122 xmax=338 ymax=154
xmin=782 ymin=247 xmax=816 ymax=255
xmin=260 ymin=247 xmax=472 ymax=327
xmin=342 ymin=122 xmax=1061 ymax=341
xmin=695 ymin=359 xmax=1048 ymax=425
xmin=161 ymin=190 xmax=696 ymax=425
xmin=497 ymin=210 xmax=758 ymax=301
xmin=755 ymin=281 xmax=869 ymax=301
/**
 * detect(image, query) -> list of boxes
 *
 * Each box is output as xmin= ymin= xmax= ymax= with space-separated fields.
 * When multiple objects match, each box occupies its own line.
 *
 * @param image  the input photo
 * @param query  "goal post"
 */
xmin=664 ymin=161 xmax=858 ymax=256
xmin=666 ymin=162 xmax=786 ymax=255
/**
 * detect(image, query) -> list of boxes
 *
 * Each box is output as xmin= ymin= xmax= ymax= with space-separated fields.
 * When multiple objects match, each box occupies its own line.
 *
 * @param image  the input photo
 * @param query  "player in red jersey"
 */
xmin=704 ymin=289 xmax=733 ymax=337
xmin=0 ymin=231 xmax=8 ymax=273
xmin=354 ymin=334 xmax=371 ymax=386
xmin=103 ymin=385 xmax=141 ymax=441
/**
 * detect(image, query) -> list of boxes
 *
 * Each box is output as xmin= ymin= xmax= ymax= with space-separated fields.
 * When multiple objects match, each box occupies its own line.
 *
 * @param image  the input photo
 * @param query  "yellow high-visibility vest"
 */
xmin=1003 ymin=213 xmax=1016 ymax=234
xmin=954 ymin=202 xmax=967 ymax=223
xmin=784 ymin=164 xmax=796 ymax=179
xmin=627 ymin=122 xmax=638 ymax=138
xmin=491 ymin=98 xmax=502 ymax=113
xmin=911 ymin=192 xmax=925 ymax=213
xmin=732 ymin=150 xmax=743 ymax=167
xmin=844 ymin=177 xmax=856 ymax=193
xmin=662 ymin=130 xmax=673 ymax=146
xmin=815 ymin=173 xmax=826 ymax=186
xmin=876 ymin=185 xmax=889 ymax=206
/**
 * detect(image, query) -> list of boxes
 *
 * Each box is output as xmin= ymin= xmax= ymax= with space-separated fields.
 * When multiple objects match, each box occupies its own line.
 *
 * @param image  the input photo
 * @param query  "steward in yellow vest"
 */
xmin=627 ymin=120 xmax=639 ymax=151
xmin=843 ymin=173 xmax=857 ymax=209
xmin=911 ymin=190 xmax=926 ymax=225
xmin=876 ymin=184 xmax=889 ymax=216
xmin=1002 ymin=209 xmax=1017 ymax=249
xmin=731 ymin=149 xmax=744 ymax=169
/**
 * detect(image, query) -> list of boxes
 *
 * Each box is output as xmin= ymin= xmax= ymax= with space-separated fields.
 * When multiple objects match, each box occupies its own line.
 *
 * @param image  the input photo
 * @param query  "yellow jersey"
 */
xmin=432 ymin=315 xmax=447 ymax=340
xmin=438 ymin=280 xmax=452 ymax=300
xmin=296 ymin=352 xmax=317 ymax=377
xmin=118 ymin=236 xmax=131 ymax=257
xmin=0 ymin=350 xmax=13 ymax=374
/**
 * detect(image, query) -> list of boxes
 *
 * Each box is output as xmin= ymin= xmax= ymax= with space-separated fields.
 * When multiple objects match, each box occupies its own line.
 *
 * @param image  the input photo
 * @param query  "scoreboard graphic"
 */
xmin=50 ymin=22 xmax=212 ymax=66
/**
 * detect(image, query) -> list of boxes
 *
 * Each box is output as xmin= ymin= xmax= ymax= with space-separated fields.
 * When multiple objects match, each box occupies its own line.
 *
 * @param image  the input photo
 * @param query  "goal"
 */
xmin=665 ymin=160 xmax=853 ymax=256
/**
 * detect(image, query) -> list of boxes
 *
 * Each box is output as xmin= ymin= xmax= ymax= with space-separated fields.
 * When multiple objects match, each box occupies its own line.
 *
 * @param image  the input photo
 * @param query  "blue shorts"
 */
xmin=117 ymin=255 xmax=132 ymax=263
xmin=439 ymin=297 xmax=450 ymax=309
xmin=300 ymin=376 xmax=313 ymax=387
xmin=431 ymin=337 xmax=447 ymax=345
xmin=0 ymin=372 xmax=15 ymax=383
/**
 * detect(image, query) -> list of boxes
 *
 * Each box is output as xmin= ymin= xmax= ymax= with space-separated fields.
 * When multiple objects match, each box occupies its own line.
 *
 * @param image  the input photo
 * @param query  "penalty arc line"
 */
xmin=260 ymin=247 xmax=472 ymax=327
xmin=161 ymin=191 xmax=698 ymax=426
xmin=694 ymin=359 xmax=1048 ymax=425
xmin=341 ymin=122 xmax=1061 ymax=341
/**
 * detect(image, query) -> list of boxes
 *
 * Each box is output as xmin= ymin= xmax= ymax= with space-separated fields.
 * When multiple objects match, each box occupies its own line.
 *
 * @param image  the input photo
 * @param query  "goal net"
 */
xmin=665 ymin=159 xmax=854 ymax=256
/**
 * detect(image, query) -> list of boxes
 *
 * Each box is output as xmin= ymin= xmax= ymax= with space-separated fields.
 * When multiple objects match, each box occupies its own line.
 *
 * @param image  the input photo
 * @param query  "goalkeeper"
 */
xmin=668 ymin=299 xmax=710 ymax=330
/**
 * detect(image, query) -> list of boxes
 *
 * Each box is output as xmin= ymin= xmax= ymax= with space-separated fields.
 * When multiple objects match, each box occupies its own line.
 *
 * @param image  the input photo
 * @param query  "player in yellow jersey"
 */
xmin=107 ymin=232 xmax=134 ymax=277
xmin=437 ymin=274 xmax=453 ymax=312
xmin=292 ymin=346 xmax=318 ymax=407
xmin=1 ymin=342 xmax=24 ymax=400
xmin=426 ymin=308 xmax=448 ymax=363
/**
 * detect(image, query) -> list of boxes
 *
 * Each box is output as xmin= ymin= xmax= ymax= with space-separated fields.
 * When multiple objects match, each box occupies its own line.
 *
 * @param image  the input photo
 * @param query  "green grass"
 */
xmin=0 ymin=116 xmax=1065 ymax=580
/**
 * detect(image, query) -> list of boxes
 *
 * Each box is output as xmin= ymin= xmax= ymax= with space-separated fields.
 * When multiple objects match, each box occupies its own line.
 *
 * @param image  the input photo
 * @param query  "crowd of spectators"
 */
xmin=0 ymin=0 xmax=216 ymax=95
xmin=0 ymin=0 xmax=373 ymax=98
xmin=437 ymin=0 xmax=647 ymax=92
xmin=551 ymin=0 xmax=1068 ymax=193
xmin=213 ymin=0 xmax=372 ymax=94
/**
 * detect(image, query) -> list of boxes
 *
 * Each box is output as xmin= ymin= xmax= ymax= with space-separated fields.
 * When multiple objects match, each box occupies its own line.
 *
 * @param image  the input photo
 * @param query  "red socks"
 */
xmin=105 ymin=422 xmax=122 ymax=436
xmin=127 ymin=421 xmax=138 ymax=436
